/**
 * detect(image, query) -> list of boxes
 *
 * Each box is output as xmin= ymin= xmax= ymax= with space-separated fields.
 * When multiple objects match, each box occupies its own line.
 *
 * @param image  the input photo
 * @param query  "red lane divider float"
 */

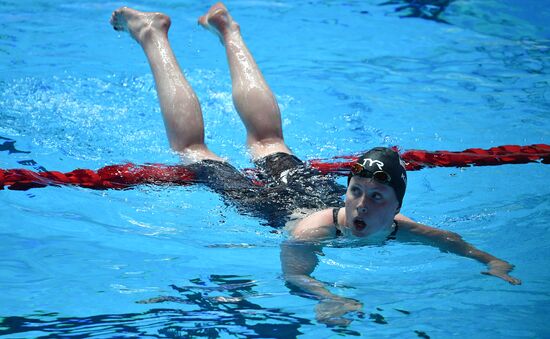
xmin=309 ymin=144 xmax=550 ymax=175
xmin=1 ymin=144 xmax=549 ymax=191
xmin=1 ymin=163 xmax=195 ymax=191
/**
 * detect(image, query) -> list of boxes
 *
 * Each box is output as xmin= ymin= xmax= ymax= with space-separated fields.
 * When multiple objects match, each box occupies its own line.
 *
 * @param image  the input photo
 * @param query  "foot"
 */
xmin=198 ymin=2 xmax=239 ymax=42
xmin=110 ymin=7 xmax=171 ymax=44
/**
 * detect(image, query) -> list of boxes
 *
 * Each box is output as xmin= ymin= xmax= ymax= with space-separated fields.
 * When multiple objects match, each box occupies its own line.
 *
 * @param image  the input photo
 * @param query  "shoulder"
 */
xmin=395 ymin=214 xmax=462 ymax=241
xmin=290 ymin=208 xmax=338 ymax=241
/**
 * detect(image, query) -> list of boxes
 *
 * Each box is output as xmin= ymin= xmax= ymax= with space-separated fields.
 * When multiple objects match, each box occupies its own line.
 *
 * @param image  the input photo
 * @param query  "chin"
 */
xmin=352 ymin=225 xmax=385 ymax=240
xmin=351 ymin=227 xmax=371 ymax=238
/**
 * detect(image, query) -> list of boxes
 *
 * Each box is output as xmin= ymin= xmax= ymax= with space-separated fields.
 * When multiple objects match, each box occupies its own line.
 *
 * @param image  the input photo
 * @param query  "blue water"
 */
xmin=1 ymin=0 xmax=549 ymax=337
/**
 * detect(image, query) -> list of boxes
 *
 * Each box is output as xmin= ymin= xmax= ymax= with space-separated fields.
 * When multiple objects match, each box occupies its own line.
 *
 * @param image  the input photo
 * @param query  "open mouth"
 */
xmin=353 ymin=218 xmax=367 ymax=231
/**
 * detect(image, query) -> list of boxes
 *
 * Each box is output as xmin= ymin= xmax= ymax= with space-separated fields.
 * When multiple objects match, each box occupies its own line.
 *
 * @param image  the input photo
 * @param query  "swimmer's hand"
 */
xmin=315 ymin=296 xmax=362 ymax=326
xmin=482 ymin=260 xmax=521 ymax=285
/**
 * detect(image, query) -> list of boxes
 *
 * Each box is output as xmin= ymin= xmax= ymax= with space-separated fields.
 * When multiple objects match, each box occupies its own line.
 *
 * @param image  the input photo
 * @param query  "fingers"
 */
xmin=506 ymin=276 xmax=522 ymax=285
xmin=315 ymin=298 xmax=362 ymax=326
xmin=481 ymin=271 xmax=522 ymax=285
xmin=316 ymin=314 xmax=352 ymax=327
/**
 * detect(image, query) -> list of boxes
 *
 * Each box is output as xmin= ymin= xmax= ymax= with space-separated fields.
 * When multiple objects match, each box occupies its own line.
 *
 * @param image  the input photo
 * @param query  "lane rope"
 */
xmin=2 ymin=144 xmax=549 ymax=191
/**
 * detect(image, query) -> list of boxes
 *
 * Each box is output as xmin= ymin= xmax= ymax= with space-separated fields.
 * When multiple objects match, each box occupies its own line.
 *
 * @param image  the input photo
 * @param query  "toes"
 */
xmin=109 ymin=10 xmax=127 ymax=31
xmin=198 ymin=16 xmax=206 ymax=26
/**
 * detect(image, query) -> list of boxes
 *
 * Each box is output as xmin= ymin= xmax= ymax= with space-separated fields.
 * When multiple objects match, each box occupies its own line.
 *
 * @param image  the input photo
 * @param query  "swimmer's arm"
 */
xmin=283 ymin=209 xmax=339 ymax=299
xmin=280 ymin=239 xmax=362 ymax=325
xmin=280 ymin=240 xmax=335 ymax=299
xmin=395 ymin=214 xmax=521 ymax=285
xmin=281 ymin=210 xmax=362 ymax=324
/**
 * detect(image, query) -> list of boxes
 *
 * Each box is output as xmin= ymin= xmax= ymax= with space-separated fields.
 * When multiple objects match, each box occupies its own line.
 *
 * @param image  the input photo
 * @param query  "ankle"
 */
xmin=144 ymin=26 xmax=167 ymax=41
xmin=221 ymin=22 xmax=241 ymax=40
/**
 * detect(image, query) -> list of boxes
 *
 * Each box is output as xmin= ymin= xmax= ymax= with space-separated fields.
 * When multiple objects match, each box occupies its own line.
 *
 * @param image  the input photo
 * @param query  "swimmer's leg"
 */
xmin=199 ymin=3 xmax=291 ymax=160
xmin=110 ymin=7 xmax=222 ymax=163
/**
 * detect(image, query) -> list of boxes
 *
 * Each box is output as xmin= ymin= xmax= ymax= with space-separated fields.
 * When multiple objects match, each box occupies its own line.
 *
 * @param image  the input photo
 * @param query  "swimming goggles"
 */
xmin=350 ymin=162 xmax=392 ymax=184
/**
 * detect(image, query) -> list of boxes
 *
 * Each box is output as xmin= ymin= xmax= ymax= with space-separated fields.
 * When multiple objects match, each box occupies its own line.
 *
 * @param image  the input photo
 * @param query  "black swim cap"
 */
xmin=347 ymin=147 xmax=407 ymax=207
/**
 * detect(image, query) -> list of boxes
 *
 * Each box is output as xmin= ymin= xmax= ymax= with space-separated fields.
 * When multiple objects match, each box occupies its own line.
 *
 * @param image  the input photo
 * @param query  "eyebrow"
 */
xmin=352 ymin=180 xmax=390 ymax=192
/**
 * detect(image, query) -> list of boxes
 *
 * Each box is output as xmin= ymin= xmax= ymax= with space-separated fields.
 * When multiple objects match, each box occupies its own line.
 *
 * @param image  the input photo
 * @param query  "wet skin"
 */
xmin=344 ymin=176 xmax=400 ymax=239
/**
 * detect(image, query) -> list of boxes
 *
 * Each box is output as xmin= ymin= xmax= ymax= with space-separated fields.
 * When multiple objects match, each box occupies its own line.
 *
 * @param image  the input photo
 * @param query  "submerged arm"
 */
xmin=280 ymin=239 xmax=362 ymax=325
xmin=395 ymin=214 xmax=521 ymax=285
xmin=281 ymin=210 xmax=362 ymax=325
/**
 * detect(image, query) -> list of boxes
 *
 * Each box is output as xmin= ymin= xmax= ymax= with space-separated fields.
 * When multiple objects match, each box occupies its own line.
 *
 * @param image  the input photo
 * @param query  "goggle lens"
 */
xmin=350 ymin=163 xmax=391 ymax=184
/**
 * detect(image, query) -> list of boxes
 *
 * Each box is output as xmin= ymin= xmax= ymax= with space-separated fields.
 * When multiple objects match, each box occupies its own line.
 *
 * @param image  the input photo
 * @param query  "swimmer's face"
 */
xmin=344 ymin=176 xmax=400 ymax=238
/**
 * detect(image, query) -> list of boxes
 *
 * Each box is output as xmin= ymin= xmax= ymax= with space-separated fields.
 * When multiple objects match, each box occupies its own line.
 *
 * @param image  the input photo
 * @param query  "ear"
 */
xmin=394 ymin=206 xmax=401 ymax=215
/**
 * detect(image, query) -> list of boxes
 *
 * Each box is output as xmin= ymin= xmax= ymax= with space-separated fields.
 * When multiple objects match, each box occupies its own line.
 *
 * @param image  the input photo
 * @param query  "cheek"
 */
xmin=344 ymin=199 xmax=356 ymax=223
xmin=344 ymin=200 xmax=352 ymax=215
xmin=345 ymin=193 xmax=356 ymax=207
xmin=370 ymin=202 xmax=398 ymax=222
xmin=380 ymin=203 xmax=399 ymax=221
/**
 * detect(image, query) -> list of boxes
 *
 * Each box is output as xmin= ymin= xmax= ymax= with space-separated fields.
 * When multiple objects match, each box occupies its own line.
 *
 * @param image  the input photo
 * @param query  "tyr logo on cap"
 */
xmin=359 ymin=158 xmax=384 ymax=171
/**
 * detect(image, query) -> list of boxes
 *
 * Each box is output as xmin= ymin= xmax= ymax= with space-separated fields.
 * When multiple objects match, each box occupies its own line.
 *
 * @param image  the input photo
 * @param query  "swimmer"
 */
xmin=110 ymin=2 xmax=520 ymax=326
xmin=281 ymin=147 xmax=520 ymax=325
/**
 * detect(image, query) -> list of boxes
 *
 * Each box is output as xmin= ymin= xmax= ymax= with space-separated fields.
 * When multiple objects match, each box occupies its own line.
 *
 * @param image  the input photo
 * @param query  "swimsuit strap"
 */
xmin=333 ymin=208 xmax=343 ymax=237
xmin=332 ymin=208 xmax=339 ymax=225
xmin=387 ymin=220 xmax=399 ymax=240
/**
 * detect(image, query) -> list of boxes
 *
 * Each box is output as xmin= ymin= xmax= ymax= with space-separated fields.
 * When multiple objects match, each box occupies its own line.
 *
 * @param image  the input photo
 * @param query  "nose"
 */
xmin=357 ymin=195 xmax=368 ymax=214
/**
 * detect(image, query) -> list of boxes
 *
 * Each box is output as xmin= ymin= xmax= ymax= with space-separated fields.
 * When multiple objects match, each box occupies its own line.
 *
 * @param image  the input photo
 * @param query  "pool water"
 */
xmin=1 ymin=0 xmax=549 ymax=337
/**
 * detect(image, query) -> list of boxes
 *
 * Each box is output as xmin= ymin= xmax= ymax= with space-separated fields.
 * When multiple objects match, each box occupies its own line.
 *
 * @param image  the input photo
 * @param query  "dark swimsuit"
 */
xmin=332 ymin=208 xmax=399 ymax=240
xmin=187 ymin=152 xmax=346 ymax=228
